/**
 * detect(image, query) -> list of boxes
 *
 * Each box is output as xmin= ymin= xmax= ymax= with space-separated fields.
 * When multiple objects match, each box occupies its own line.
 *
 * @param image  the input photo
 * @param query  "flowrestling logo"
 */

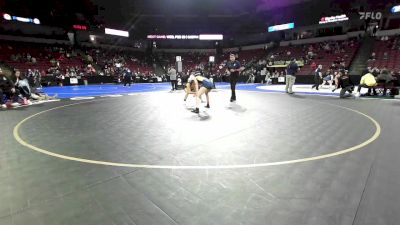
xmin=359 ymin=12 xmax=382 ymax=20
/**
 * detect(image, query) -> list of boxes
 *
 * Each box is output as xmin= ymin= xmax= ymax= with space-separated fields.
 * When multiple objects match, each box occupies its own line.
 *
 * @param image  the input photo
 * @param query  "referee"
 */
xmin=226 ymin=53 xmax=242 ymax=102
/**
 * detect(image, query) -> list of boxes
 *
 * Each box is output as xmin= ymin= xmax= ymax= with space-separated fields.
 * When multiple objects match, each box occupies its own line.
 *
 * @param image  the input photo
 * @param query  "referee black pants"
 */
xmin=312 ymin=76 xmax=321 ymax=90
xmin=230 ymin=74 xmax=238 ymax=100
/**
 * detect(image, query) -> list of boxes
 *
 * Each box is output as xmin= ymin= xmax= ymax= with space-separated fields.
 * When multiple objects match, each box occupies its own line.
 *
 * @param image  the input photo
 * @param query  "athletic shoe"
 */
xmin=191 ymin=108 xmax=199 ymax=114
xmin=355 ymin=92 xmax=361 ymax=98
xmin=205 ymin=105 xmax=210 ymax=108
xmin=288 ymin=92 xmax=295 ymax=95
xmin=0 ymin=104 xmax=6 ymax=109
xmin=11 ymin=102 xmax=21 ymax=107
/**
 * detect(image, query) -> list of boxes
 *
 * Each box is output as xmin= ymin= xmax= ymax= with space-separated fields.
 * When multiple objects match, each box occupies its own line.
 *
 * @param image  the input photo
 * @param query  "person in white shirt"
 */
xmin=168 ymin=67 xmax=177 ymax=91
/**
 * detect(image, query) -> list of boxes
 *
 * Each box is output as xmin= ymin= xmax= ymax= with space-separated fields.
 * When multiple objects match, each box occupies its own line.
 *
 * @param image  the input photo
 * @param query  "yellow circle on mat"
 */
xmin=13 ymin=98 xmax=381 ymax=169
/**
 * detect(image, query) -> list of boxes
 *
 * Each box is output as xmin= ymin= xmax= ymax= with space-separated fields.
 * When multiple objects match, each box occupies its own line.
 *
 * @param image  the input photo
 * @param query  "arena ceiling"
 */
xmin=1 ymin=0 xmax=393 ymax=37
xmin=91 ymin=0 xmax=352 ymax=36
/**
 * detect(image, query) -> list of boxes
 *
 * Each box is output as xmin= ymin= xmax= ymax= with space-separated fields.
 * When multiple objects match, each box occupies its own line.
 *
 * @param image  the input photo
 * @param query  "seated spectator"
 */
xmin=0 ymin=69 xmax=20 ymax=108
xmin=321 ymin=69 xmax=334 ymax=89
xmin=33 ymin=69 xmax=42 ymax=88
xmin=339 ymin=62 xmax=346 ymax=70
xmin=369 ymin=52 xmax=376 ymax=61
xmin=330 ymin=63 xmax=337 ymax=70
xmin=383 ymin=52 xmax=388 ymax=60
xmin=371 ymin=67 xmax=380 ymax=76
xmin=376 ymin=69 xmax=395 ymax=95
xmin=324 ymin=43 xmax=331 ymax=53
xmin=14 ymin=70 xmax=32 ymax=103
xmin=311 ymin=61 xmax=317 ymax=71
xmin=307 ymin=51 xmax=314 ymax=59
xmin=270 ymin=54 xmax=275 ymax=61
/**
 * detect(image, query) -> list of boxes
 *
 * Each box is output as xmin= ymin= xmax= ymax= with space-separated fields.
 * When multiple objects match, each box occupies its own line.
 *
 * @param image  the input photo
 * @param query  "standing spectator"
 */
xmin=285 ymin=58 xmax=299 ymax=94
xmin=225 ymin=53 xmax=242 ymax=102
xmin=123 ymin=68 xmax=133 ymax=87
xmin=260 ymin=67 xmax=267 ymax=84
xmin=168 ymin=66 xmax=177 ymax=91
xmin=312 ymin=65 xmax=323 ymax=90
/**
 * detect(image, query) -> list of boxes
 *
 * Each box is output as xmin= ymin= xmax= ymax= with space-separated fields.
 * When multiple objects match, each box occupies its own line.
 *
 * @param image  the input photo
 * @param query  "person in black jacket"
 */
xmin=337 ymin=70 xmax=354 ymax=98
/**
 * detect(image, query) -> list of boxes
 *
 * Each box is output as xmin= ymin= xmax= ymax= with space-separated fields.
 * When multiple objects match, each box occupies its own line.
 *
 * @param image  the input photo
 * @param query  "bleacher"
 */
xmin=0 ymin=42 xmax=85 ymax=73
xmin=367 ymin=36 xmax=400 ymax=71
xmin=267 ymin=39 xmax=359 ymax=75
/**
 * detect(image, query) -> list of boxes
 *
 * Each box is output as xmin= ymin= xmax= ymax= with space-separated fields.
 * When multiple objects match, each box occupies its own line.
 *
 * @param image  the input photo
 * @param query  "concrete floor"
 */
xmin=1 ymin=89 xmax=399 ymax=225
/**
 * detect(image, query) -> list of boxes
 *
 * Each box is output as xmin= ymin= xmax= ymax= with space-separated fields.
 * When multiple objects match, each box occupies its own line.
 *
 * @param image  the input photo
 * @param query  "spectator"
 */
xmin=14 ymin=70 xmax=31 ymax=103
xmin=311 ymin=61 xmax=317 ymax=71
xmin=285 ymin=58 xmax=299 ymax=94
xmin=383 ymin=52 xmax=388 ymax=60
xmin=376 ymin=69 xmax=394 ymax=95
xmin=260 ymin=67 xmax=267 ymax=84
xmin=369 ymin=52 xmax=376 ymax=61
xmin=168 ymin=66 xmax=178 ymax=91
xmin=321 ymin=69 xmax=334 ymax=89
xmin=123 ymin=68 xmax=133 ymax=87
xmin=0 ymin=69 xmax=20 ymax=107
